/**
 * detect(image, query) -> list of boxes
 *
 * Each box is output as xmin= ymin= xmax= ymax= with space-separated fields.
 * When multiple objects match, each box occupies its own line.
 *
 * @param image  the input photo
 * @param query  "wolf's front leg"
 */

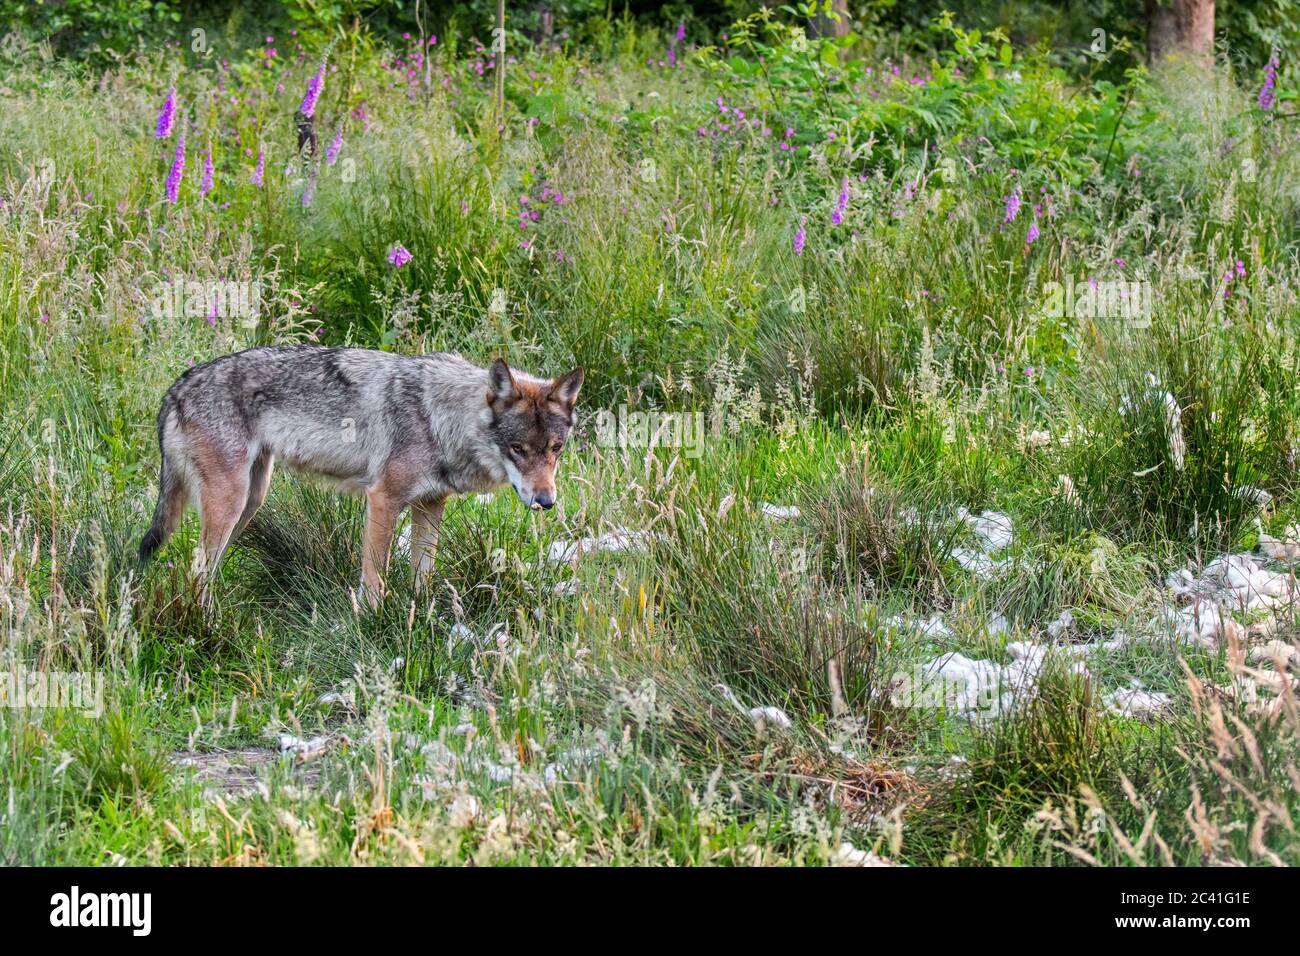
xmin=411 ymin=496 xmax=447 ymax=591
xmin=361 ymin=488 xmax=400 ymax=607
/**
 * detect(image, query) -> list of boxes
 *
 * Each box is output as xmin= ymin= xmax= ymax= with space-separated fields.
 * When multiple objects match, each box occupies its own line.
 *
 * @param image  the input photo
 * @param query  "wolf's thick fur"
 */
xmin=139 ymin=345 xmax=582 ymax=602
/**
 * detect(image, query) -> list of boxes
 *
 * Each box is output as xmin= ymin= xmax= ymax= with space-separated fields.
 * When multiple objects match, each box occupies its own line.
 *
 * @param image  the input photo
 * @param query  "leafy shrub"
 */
xmin=1 ymin=0 xmax=181 ymax=62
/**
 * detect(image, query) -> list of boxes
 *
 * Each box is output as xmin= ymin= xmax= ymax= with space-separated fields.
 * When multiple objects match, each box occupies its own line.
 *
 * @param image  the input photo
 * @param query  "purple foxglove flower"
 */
xmin=165 ymin=126 xmax=186 ymax=203
xmin=387 ymin=244 xmax=412 ymax=268
xmin=831 ymin=178 xmax=849 ymax=225
xmin=251 ymin=146 xmax=265 ymax=186
xmin=1003 ymin=191 xmax=1021 ymax=224
xmin=793 ymin=217 xmax=806 ymax=256
xmin=1259 ymin=53 xmax=1279 ymax=110
xmin=155 ymin=88 xmax=176 ymax=138
xmin=326 ymin=124 xmax=343 ymax=165
xmin=300 ymin=61 xmax=326 ymax=118
xmin=1026 ymin=221 xmax=1039 ymax=244
xmin=200 ymin=142 xmax=214 ymax=196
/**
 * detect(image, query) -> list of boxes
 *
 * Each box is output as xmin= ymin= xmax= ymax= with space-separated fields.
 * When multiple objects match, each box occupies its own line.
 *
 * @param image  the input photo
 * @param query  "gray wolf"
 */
xmin=138 ymin=346 xmax=583 ymax=603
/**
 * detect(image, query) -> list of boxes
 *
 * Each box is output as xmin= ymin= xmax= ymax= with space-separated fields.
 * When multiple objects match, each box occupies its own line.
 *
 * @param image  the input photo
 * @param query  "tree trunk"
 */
xmin=1175 ymin=0 xmax=1215 ymax=57
xmin=495 ymin=0 xmax=505 ymax=130
xmin=528 ymin=4 xmax=553 ymax=46
xmin=1145 ymin=0 xmax=1178 ymax=62
xmin=809 ymin=0 xmax=850 ymax=40
xmin=1146 ymin=0 xmax=1214 ymax=63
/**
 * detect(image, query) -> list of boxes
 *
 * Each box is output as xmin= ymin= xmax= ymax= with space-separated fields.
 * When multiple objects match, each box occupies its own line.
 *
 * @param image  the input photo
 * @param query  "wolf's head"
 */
xmin=486 ymin=358 xmax=584 ymax=510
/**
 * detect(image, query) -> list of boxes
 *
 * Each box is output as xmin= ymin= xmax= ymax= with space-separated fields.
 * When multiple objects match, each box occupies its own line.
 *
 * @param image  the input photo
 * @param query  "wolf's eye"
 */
xmin=510 ymin=443 xmax=526 ymax=457
xmin=551 ymin=443 xmax=563 ymax=455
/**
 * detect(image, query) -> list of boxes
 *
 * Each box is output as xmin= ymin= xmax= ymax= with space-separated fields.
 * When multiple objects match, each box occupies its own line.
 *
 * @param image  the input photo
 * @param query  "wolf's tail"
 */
xmin=139 ymin=414 xmax=186 ymax=564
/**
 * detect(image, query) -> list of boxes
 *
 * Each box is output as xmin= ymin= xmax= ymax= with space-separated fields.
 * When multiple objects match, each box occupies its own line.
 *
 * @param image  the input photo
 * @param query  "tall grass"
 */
xmin=0 ymin=20 xmax=1297 ymax=865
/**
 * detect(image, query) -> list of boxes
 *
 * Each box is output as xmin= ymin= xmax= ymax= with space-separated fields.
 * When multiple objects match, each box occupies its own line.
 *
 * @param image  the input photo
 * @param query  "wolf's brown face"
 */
xmin=486 ymin=359 xmax=583 ymax=510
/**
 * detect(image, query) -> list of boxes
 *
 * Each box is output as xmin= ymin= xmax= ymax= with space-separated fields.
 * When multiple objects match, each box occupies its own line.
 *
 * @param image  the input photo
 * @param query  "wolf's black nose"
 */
xmin=534 ymin=493 xmax=555 ymax=510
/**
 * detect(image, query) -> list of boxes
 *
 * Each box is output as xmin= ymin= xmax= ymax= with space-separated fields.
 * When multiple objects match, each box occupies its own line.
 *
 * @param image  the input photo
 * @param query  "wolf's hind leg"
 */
xmin=361 ymin=488 xmax=400 ymax=607
xmin=411 ymin=496 xmax=447 ymax=591
xmin=231 ymin=451 xmax=274 ymax=544
xmin=197 ymin=464 xmax=250 ymax=605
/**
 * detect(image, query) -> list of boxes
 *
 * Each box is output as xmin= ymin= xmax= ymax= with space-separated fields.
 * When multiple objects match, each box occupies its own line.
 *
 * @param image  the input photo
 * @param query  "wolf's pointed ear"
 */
xmin=487 ymin=358 xmax=517 ymax=405
xmin=551 ymin=367 xmax=584 ymax=409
